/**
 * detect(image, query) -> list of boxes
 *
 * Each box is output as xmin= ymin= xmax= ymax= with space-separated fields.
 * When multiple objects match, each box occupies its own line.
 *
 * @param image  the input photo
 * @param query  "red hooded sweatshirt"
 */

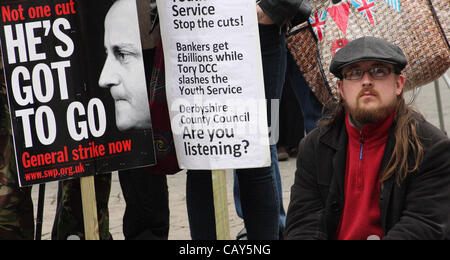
xmin=336 ymin=112 xmax=395 ymax=240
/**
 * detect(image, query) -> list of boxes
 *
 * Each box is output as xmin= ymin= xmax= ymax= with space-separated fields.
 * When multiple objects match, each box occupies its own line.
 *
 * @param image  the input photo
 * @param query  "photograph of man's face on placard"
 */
xmin=79 ymin=0 xmax=155 ymax=173
xmin=99 ymin=0 xmax=151 ymax=132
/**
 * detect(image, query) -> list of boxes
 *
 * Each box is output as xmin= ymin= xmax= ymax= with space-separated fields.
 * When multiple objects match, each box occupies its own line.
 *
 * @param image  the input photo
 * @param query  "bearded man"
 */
xmin=285 ymin=36 xmax=450 ymax=240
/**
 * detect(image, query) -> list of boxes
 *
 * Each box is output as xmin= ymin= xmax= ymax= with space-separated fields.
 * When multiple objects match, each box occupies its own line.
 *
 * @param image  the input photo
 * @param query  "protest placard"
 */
xmin=157 ymin=0 xmax=271 ymax=170
xmin=0 ymin=0 xmax=156 ymax=187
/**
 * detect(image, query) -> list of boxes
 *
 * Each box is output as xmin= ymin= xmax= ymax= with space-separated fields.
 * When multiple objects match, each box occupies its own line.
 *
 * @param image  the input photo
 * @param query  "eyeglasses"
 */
xmin=342 ymin=67 xmax=397 ymax=81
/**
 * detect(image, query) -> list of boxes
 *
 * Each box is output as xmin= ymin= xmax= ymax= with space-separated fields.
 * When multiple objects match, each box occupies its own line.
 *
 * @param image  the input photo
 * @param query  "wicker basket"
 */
xmin=287 ymin=0 xmax=450 ymax=106
xmin=429 ymin=0 xmax=449 ymax=45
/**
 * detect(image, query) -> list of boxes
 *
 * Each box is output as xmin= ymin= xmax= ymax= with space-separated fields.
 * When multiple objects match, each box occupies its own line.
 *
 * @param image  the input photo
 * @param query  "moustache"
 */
xmin=358 ymin=89 xmax=379 ymax=99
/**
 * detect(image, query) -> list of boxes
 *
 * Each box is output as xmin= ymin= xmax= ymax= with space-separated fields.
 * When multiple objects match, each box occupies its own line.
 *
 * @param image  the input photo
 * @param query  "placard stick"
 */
xmin=211 ymin=170 xmax=230 ymax=240
xmin=80 ymin=176 xmax=99 ymax=240
xmin=34 ymin=184 xmax=46 ymax=240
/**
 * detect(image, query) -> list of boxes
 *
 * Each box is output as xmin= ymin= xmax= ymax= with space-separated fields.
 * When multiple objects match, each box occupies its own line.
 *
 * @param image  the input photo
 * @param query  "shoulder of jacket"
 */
xmin=413 ymin=112 xmax=448 ymax=142
xmin=299 ymin=124 xmax=332 ymax=152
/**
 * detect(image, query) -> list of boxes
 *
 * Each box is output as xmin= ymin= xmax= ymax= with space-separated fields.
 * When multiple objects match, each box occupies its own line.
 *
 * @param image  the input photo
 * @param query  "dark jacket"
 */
xmin=285 ymin=112 xmax=450 ymax=240
xmin=258 ymin=0 xmax=311 ymax=27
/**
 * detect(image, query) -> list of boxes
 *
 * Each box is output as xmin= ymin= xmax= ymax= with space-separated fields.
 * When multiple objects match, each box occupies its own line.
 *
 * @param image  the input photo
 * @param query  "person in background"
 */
xmin=115 ymin=0 xmax=181 ymax=239
xmin=285 ymin=36 xmax=450 ymax=240
xmin=276 ymin=50 xmax=324 ymax=160
xmin=278 ymin=52 xmax=324 ymax=161
xmin=186 ymin=0 xmax=311 ymax=240
xmin=0 ymin=57 xmax=34 ymax=240
xmin=276 ymin=78 xmax=305 ymax=161
xmin=285 ymin=50 xmax=324 ymax=135
xmin=53 ymin=0 xmax=180 ymax=240
xmin=236 ymin=44 xmax=323 ymax=241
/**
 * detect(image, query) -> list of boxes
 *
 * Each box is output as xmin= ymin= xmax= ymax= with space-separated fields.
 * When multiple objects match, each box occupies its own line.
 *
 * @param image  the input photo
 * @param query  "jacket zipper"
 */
xmin=360 ymin=138 xmax=364 ymax=160
xmin=357 ymin=134 xmax=365 ymax=190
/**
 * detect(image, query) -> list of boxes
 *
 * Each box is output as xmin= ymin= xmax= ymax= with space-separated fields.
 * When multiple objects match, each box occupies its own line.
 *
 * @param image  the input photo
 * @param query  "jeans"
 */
xmin=233 ymin=145 xmax=286 ymax=237
xmin=286 ymin=51 xmax=323 ymax=133
xmin=278 ymin=76 xmax=305 ymax=150
xmin=185 ymin=24 xmax=287 ymax=240
xmin=119 ymin=169 xmax=169 ymax=240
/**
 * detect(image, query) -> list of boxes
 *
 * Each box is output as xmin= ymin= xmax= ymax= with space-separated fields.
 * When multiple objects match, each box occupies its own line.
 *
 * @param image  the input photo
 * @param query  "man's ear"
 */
xmin=396 ymin=75 xmax=405 ymax=96
xmin=337 ymin=80 xmax=345 ymax=99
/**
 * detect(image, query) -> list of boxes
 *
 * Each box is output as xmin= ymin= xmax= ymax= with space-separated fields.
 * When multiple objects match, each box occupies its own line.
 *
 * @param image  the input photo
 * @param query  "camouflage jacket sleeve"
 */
xmin=0 ymin=63 xmax=12 ymax=169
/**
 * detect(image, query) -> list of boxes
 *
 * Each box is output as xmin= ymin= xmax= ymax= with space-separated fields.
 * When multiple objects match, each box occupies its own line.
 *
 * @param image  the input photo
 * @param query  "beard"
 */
xmin=344 ymin=89 xmax=398 ymax=126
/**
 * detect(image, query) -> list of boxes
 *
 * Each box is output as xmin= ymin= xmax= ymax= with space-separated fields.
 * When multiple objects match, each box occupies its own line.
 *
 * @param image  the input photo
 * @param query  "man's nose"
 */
xmin=361 ymin=71 xmax=374 ymax=87
xmin=98 ymin=57 xmax=120 ymax=88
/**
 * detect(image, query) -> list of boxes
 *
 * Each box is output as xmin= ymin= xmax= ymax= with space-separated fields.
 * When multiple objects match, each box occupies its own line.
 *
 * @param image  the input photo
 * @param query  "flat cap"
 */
xmin=329 ymin=36 xmax=408 ymax=78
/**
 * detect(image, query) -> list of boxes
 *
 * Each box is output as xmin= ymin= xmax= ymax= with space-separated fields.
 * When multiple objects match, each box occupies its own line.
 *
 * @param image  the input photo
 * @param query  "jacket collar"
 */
xmin=319 ymin=112 xmax=397 ymax=154
xmin=345 ymin=112 xmax=395 ymax=146
xmin=318 ymin=115 xmax=347 ymax=151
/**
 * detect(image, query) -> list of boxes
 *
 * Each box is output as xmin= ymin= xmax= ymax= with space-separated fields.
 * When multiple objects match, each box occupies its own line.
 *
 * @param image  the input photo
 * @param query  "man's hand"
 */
xmin=257 ymin=5 xmax=274 ymax=24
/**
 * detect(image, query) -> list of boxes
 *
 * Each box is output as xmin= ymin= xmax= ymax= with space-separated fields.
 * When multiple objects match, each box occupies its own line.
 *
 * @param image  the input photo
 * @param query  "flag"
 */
xmin=309 ymin=10 xmax=327 ymax=41
xmin=328 ymin=2 xmax=351 ymax=35
xmin=384 ymin=0 xmax=401 ymax=13
xmin=350 ymin=0 xmax=376 ymax=25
